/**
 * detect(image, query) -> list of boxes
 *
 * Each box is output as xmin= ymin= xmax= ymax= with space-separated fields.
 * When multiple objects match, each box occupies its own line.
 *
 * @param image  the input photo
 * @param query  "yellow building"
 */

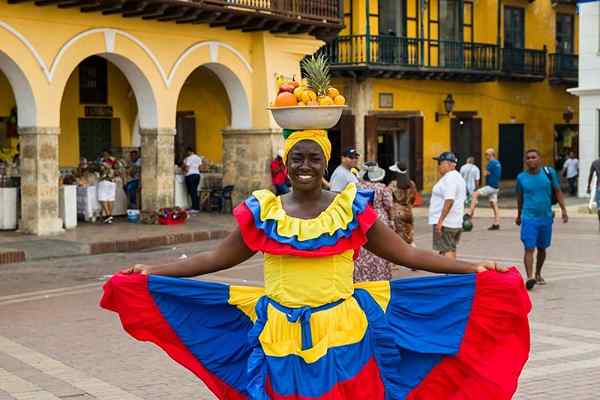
xmin=323 ymin=0 xmax=579 ymax=190
xmin=0 ymin=1 xmax=342 ymax=234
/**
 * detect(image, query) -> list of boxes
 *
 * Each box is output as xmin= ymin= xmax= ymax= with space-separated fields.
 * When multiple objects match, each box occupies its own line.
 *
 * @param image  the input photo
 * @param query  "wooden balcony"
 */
xmin=501 ymin=47 xmax=547 ymax=82
xmin=7 ymin=0 xmax=343 ymax=39
xmin=321 ymin=35 xmax=501 ymax=82
xmin=549 ymin=53 xmax=578 ymax=86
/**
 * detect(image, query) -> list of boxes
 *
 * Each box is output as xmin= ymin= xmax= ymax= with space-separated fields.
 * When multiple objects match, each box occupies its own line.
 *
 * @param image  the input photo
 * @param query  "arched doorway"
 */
xmin=175 ymin=66 xmax=232 ymax=166
xmin=58 ymin=53 xmax=155 ymax=214
xmin=0 ymin=50 xmax=37 ymax=231
xmin=59 ymin=55 xmax=139 ymax=167
xmin=0 ymin=66 xmax=19 ymax=166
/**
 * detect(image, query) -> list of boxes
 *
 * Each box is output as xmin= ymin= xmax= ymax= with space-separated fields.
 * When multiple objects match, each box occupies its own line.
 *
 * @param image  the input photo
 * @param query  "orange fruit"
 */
xmin=274 ymin=91 xmax=298 ymax=107
xmin=327 ymin=87 xmax=340 ymax=98
xmin=334 ymin=95 xmax=346 ymax=105
xmin=319 ymin=96 xmax=334 ymax=106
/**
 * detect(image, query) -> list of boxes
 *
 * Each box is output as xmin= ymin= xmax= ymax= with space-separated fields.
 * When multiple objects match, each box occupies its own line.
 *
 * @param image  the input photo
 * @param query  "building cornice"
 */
xmin=568 ymin=87 xmax=600 ymax=96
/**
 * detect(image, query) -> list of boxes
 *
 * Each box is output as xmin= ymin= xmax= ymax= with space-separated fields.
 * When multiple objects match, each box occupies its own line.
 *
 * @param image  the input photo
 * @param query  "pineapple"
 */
xmin=301 ymin=54 xmax=331 ymax=97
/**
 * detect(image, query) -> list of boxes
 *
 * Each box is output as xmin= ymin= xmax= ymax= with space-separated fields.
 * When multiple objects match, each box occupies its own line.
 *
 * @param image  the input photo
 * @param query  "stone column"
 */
xmin=18 ymin=127 xmax=63 ymax=235
xmin=350 ymin=79 xmax=373 ymax=158
xmin=140 ymin=128 xmax=176 ymax=210
xmin=222 ymin=128 xmax=283 ymax=205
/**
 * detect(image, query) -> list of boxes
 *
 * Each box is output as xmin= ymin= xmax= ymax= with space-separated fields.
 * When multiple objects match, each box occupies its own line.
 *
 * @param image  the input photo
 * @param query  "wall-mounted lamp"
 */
xmin=563 ymin=106 xmax=574 ymax=124
xmin=435 ymin=94 xmax=455 ymax=122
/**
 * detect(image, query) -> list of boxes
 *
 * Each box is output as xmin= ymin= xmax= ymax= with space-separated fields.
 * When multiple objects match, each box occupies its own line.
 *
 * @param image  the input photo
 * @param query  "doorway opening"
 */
xmin=499 ymin=124 xmax=525 ymax=180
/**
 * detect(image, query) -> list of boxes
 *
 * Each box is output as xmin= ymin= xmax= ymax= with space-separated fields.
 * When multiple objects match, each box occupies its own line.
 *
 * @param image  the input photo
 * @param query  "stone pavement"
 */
xmin=0 ymin=213 xmax=235 ymax=265
xmin=0 ymin=216 xmax=599 ymax=399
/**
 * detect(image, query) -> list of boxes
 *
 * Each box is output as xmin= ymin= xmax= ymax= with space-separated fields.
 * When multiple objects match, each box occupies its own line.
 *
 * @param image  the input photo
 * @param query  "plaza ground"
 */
xmin=0 ymin=214 xmax=599 ymax=399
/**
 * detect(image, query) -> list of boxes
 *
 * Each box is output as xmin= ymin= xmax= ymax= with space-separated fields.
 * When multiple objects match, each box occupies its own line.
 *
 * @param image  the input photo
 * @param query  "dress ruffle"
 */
xmin=234 ymin=184 xmax=377 ymax=257
xmin=101 ymin=268 xmax=531 ymax=400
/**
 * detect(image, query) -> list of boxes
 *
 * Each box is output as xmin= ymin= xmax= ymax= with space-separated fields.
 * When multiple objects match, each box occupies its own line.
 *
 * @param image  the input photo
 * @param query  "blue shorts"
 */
xmin=521 ymin=217 xmax=553 ymax=250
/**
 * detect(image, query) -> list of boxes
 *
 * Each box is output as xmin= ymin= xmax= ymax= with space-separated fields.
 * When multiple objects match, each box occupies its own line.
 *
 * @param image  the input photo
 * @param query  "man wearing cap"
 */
xmin=329 ymin=147 xmax=360 ymax=192
xmin=429 ymin=152 xmax=467 ymax=259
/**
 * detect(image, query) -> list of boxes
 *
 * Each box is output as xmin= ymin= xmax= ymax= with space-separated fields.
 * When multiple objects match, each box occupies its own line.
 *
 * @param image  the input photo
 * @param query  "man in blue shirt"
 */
xmin=516 ymin=149 xmax=568 ymax=291
xmin=466 ymin=148 xmax=502 ymax=230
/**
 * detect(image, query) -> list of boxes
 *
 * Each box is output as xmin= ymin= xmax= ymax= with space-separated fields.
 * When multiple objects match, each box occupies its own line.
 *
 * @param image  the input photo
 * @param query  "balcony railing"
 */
xmin=549 ymin=53 xmax=578 ymax=84
xmin=8 ymin=0 xmax=343 ymax=38
xmin=322 ymin=35 xmax=551 ymax=82
xmin=204 ymin=0 xmax=342 ymax=23
xmin=324 ymin=35 xmax=499 ymax=67
xmin=501 ymin=47 xmax=547 ymax=80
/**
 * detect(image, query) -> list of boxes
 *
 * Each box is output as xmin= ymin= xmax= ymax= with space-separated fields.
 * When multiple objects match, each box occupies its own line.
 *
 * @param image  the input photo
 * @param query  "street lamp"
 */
xmin=435 ymin=94 xmax=455 ymax=122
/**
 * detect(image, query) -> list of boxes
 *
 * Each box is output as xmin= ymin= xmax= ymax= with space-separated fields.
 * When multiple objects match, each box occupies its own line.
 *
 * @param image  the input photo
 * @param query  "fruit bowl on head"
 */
xmin=267 ymin=105 xmax=347 ymax=130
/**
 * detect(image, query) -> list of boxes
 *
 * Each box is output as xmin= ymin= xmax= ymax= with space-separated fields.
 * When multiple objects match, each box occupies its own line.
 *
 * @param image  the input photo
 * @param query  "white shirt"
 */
xmin=459 ymin=163 xmax=480 ymax=194
xmin=428 ymin=170 xmax=466 ymax=229
xmin=562 ymin=158 xmax=579 ymax=179
xmin=329 ymin=165 xmax=359 ymax=192
xmin=183 ymin=154 xmax=202 ymax=176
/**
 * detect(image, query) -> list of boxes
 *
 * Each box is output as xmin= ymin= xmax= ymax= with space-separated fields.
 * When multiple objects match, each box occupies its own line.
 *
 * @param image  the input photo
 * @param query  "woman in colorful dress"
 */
xmin=354 ymin=161 xmax=395 ymax=282
xmin=102 ymin=129 xmax=531 ymax=400
xmin=388 ymin=161 xmax=418 ymax=247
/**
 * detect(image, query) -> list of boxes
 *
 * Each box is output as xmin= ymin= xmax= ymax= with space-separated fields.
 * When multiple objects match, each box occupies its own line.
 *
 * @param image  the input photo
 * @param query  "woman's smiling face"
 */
xmin=286 ymin=140 xmax=326 ymax=191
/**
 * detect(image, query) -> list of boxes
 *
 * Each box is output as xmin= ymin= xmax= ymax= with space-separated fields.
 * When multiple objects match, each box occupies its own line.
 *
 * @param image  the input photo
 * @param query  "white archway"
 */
xmin=203 ymin=62 xmax=251 ymax=129
xmin=57 ymin=52 xmax=158 ymax=130
xmin=0 ymin=51 xmax=36 ymax=127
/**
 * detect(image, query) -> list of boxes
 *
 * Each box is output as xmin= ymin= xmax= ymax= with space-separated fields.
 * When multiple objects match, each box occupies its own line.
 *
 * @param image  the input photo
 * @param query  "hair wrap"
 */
xmin=282 ymin=130 xmax=331 ymax=164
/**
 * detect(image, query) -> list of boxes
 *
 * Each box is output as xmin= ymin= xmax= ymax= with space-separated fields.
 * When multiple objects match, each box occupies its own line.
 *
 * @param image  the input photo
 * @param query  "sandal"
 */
xmin=536 ymin=276 xmax=546 ymax=285
xmin=526 ymin=278 xmax=536 ymax=291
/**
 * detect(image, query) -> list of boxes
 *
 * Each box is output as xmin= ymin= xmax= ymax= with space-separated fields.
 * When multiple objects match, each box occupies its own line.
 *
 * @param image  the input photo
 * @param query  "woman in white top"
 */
xmin=183 ymin=147 xmax=203 ymax=212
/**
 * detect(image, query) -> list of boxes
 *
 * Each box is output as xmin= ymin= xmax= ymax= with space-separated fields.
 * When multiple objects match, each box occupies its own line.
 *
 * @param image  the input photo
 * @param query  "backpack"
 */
xmin=543 ymin=166 xmax=558 ymax=206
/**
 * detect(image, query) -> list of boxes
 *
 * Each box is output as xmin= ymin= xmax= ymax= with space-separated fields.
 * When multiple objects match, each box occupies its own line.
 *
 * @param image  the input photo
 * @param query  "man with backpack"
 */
xmin=516 ymin=149 xmax=568 ymax=291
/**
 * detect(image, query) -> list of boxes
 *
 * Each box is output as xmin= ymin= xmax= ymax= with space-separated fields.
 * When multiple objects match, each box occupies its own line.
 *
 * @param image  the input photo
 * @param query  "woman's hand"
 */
xmin=474 ymin=260 xmax=507 ymax=273
xmin=121 ymin=264 xmax=154 ymax=275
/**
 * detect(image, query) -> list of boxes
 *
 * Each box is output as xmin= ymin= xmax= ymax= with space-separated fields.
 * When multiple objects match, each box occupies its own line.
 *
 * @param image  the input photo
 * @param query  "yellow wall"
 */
xmin=369 ymin=79 xmax=577 ymax=189
xmin=0 ymin=71 xmax=15 ymax=117
xmin=177 ymin=67 xmax=231 ymax=163
xmin=59 ymin=61 xmax=137 ymax=167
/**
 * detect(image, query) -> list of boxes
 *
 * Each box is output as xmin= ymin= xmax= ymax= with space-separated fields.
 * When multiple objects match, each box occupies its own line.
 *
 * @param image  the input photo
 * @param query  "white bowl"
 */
xmin=267 ymin=105 xmax=347 ymax=130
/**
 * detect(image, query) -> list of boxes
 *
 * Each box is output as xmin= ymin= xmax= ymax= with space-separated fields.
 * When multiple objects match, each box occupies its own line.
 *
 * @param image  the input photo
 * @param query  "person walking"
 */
xmin=587 ymin=156 xmax=600 ymax=231
xmin=329 ymin=147 xmax=359 ymax=192
xmin=354 ymin=161 xmax=395 ymax=282
xmin=466 ymin=148 xmax=501 ymax=230
xmin=460 ymin=156 xmax=480 ymax=196
xmin=516 ymin=149 xmax=568 ymax=290
xmin=388 ymin=161 xmax=417 ymax=246
xmin=270 ymin=150 xmax=290 ymax=195
xmin=562 ymin=151 xmax=579 ymax=196
xmin=183 ymin=147 xmax=202 ymax=213
xmin=429 ymin=152 xmax=466 ymax=259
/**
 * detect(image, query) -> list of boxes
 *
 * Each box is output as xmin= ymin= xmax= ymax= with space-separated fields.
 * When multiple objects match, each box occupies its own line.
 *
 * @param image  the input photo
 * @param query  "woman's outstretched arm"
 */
xmin=123 ymin=228 xmax=256 ymax=277
xmin=364 ymin=220 xmax=504 ymax=274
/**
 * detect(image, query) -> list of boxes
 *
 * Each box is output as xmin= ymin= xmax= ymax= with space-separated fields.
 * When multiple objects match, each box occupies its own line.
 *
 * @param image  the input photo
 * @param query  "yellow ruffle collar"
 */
xmin=251 ymin=184 xmax=357 ymax=241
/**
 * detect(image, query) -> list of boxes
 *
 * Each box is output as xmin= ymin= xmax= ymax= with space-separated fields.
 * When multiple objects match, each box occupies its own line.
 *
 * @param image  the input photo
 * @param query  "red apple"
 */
xmin=279 ymin=83 xmax=295 ymax=93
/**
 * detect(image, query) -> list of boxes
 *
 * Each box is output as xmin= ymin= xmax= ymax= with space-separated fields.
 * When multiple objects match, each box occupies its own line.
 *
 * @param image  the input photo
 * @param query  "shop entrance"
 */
xmin=554 ymin=124 xmax=578 ymax=169
xmin=499 ymin=124 xmax=524 ymax=180
xmin=175 ymin=111 xmax=196 ymax=165
xmin=365 ymin=113 xmax=423 ymax=189
xmin=78 ymin=118 xmax=112 ymax=162
xmin=451 ymin=117 xmax=482 ymax=169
